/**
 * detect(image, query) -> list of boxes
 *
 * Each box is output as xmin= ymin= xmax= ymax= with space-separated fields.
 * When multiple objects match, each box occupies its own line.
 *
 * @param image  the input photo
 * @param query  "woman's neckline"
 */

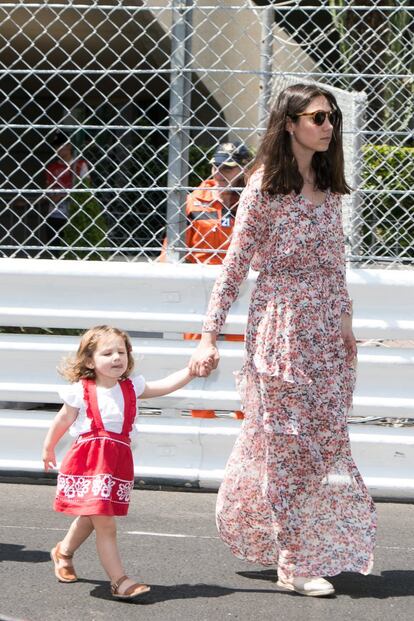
xmin=298 ymin=188 xmax=330 ymax=208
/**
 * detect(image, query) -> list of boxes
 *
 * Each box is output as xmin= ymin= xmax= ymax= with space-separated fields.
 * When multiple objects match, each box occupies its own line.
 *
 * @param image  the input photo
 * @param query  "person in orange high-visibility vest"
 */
xmin=184 ymin=142 xmax=251 ymax=418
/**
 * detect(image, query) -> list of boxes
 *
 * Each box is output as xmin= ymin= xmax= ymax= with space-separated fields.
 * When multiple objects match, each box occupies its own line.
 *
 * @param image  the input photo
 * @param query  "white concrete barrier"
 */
xmin=0 ymin=334 xmax=413 ymax=417
xmin=0 ymin=258 xmax=413 ymax=337
xmin=0 ymin=258 xmax=413 ymax=499
xmin=1 ymin=410 xmax=413 ymax=500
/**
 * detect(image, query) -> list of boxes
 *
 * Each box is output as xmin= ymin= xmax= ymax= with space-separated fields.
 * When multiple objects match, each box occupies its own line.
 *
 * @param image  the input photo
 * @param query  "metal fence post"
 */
xmin=166 ymin=0 xmax=193 ymax=262
xmin=0 ymin=2 xmax=412 ymax=266
xmin=258 ymin=6 xmax=274 ymax=136
xmin=349 ymin=91 xmax=368 ymax=263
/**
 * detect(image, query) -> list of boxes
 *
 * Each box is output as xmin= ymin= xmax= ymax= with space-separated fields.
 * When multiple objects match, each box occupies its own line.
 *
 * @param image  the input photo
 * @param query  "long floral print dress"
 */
xmin=202 ymin=170 xmax=377 ymax=581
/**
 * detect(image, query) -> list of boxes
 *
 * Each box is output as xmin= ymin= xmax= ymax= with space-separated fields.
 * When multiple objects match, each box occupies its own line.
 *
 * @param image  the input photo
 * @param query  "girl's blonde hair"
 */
xmin=59 ymin=325 xmax=135 ymax=383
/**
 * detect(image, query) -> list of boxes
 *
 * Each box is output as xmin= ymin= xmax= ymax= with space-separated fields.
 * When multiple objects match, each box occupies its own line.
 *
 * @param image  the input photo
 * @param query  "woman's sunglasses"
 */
xmin=294 ymin=110 xmax=339 ymax=126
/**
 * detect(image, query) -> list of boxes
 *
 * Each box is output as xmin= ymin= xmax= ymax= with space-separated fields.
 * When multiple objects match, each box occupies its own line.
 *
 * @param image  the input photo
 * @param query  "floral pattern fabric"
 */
xmin=57 ymin=473 xmax=134 ymax=504
xmin=203 ymin=170 xmax=377 ymax=580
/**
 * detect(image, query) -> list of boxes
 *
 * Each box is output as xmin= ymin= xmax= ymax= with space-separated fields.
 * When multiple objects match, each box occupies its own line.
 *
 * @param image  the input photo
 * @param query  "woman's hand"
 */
xmin=189 ymin=334 xmax=220 ymax=377
xmin=341 ymin=312 xmax=357 ymax=363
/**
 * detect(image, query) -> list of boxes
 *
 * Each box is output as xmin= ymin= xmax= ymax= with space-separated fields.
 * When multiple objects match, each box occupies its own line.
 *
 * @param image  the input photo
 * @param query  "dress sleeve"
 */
xmin=334 ymin=195 xmax=352 ymax=316
xmin=58 ymin=382 xmax=83 ymax=409
xmin=131 ymin=374 xmax=146 ymax=398
xmin=338 ymin=263 xmax=352 ymax=316
xmin=202 ymin=176 xmax=269 ymax=334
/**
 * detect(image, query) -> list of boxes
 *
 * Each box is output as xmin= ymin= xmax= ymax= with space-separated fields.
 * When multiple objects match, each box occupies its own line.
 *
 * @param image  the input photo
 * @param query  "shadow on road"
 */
xmin=238 ymin=568 xmax=414 ymax=599
xmin=332 ymin=571 xmax=414 ymax=599
xmin=0 ymin=543 xmax=50 ymax=564
xmin=89 ymin=581 xmax=277 ymax=604
xmin=237 ymin=569 xmax=277 ymax=582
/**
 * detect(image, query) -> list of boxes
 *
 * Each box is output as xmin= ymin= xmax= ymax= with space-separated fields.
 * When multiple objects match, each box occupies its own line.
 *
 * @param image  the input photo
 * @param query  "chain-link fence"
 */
xmin=0 ymin=1 xmax=412 ymax=265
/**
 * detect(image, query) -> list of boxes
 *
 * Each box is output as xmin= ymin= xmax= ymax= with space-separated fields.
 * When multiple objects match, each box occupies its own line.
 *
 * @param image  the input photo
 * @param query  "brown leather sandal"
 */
xmin=50 ymin=542 xmax=78 ymax=583
xmin=110 ymin=575 xmax=151 ymax=600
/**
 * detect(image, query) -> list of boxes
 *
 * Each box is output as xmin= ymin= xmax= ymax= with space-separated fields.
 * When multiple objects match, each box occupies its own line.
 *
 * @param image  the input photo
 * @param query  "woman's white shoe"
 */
xmin=276 ymin=576 xmax=335 ymax=597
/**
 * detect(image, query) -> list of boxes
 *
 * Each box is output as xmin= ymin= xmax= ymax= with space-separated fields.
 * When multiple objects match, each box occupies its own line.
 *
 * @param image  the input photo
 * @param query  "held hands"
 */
xmin=341 ymin=312 xmax=357 ymax=363
xmin=42 ymin=446 xmax=57 ymax=472
xmin=189 ymin=342 xmax=220 ymax=377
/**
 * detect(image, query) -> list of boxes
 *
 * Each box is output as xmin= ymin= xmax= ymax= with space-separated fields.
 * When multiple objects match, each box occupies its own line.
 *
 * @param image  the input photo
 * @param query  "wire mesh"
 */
xmin=0 ymin=1 xmax=412 ymax=265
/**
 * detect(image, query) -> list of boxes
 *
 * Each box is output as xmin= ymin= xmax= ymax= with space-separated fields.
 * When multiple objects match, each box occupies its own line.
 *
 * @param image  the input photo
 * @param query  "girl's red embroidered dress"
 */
xmin=54 ymin=378 xmax=136 ymax=516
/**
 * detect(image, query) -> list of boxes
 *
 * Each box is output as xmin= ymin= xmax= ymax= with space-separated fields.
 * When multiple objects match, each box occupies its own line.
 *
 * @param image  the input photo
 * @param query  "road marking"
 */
xmin=0 ymin=524 xmax=218 ymax=539
xmin=126 ymin=530 xmax=219 ymax=539
xmin=0 ymin=524 xmax=413 ymax=551
xmin=0 ymin=525 xmax=67 ymax=532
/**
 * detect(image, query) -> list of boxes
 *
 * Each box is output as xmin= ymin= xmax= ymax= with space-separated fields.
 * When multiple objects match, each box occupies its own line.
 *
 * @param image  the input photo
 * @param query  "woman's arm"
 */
xmin=337 ymin=260 xmax=353 ymax=316
xmin=334 ymin=195 xmax=356 ymax=362
xmin=337 ymin=255 xmax=355 ymax=361
xmin=334 ymin=195 xmax=353 ymax=316
xmin=202 ymin=180 xmax=269 ymax=335
xmin=140 ymin=367 xmax=194 ymax=399
xmin=42 ymin=404 xmax=79 ymax=471
xmin=189 ymin=177 xmax=269 ymax=376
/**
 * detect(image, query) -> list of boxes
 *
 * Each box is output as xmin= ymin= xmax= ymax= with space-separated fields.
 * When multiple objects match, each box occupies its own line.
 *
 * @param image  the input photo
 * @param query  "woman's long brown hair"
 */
xmin=247 ymin=83 xmax=351 ymax=195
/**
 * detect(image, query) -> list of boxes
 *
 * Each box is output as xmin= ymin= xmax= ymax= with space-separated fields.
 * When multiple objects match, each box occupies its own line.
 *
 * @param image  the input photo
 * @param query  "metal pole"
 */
xmin=349 ymin=91 xmax=368 ymax=263
xmin=258 ymin=6 xmax=274 ymax=136
xmin=166 ymin=0 xmax=193 ymax=262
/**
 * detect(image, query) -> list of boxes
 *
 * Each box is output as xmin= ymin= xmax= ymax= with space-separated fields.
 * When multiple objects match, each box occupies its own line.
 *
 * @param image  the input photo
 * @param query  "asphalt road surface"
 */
xmin=0 ymin=482 xmax=413 ymax=621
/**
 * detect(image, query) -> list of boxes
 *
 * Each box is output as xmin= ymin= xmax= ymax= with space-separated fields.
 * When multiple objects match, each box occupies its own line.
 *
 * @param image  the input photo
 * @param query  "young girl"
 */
xmin=42 ymin=324 xmax=195 ymax=600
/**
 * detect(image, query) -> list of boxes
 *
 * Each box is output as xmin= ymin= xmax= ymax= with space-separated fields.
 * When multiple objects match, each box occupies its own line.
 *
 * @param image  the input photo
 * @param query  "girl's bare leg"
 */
xmin=90 ymin=515 xmax=144 ymax=594
xmin=56 ymin=516 xmax=94 ymax=571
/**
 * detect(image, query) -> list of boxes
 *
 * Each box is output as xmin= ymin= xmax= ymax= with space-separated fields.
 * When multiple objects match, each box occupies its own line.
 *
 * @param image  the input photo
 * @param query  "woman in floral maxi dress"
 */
xmin=189 ymin=84 xmax=377 ymax=597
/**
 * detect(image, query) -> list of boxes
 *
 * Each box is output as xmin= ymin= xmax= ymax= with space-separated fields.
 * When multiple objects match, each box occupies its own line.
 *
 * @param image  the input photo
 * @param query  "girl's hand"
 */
xmin=189 ymin=342 xmax=220 ymax=377
xmin=341 ymin=312 xmax=357 ymax=363
xmin=42 ymin=447 xmax=57 ymax=472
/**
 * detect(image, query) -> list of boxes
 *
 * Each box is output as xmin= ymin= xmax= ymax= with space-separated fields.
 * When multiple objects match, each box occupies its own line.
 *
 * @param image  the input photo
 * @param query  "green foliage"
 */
xmin=64 ymin=181 xmax=108 ymax=260
xmin=363 ymin=145 xmax=413 ymax=192
xmin=328 ymin=1 xmax=413 ymax=135
xmin=361 ymin=145 xmax=414 ymax=258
